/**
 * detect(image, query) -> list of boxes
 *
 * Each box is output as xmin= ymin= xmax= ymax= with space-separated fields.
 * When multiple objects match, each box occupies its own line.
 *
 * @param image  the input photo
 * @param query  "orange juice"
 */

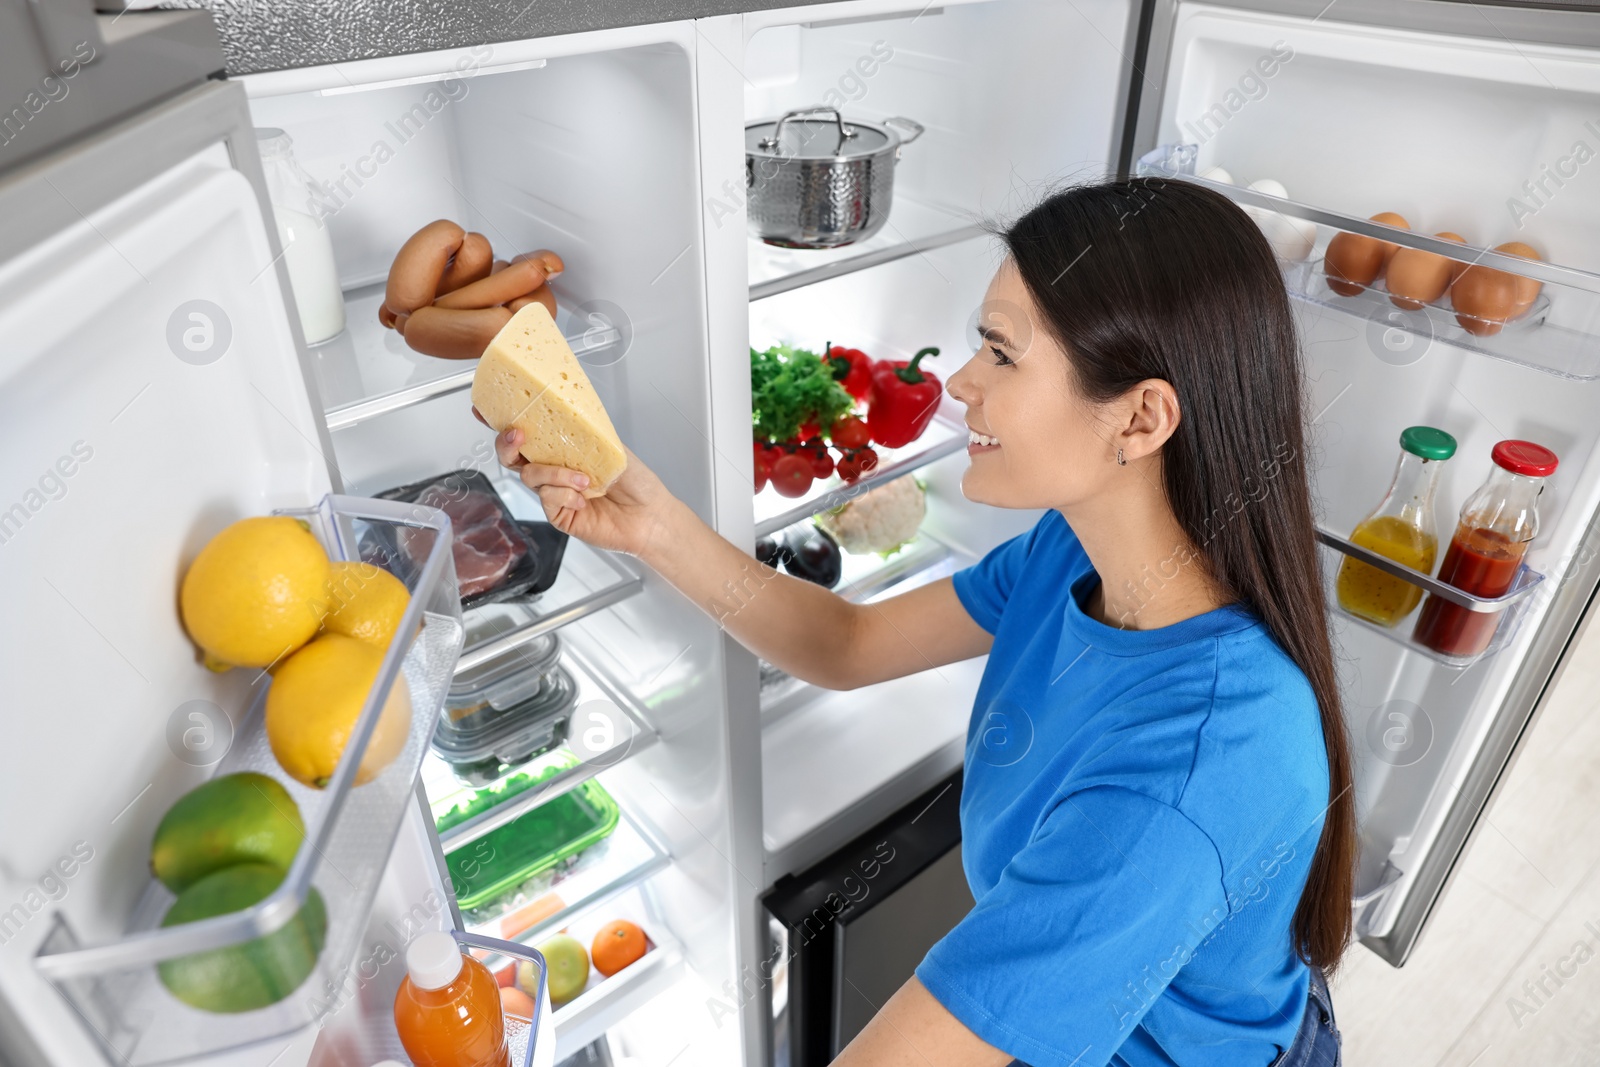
xmin=394 ymin=931 xmax=512 ymax=1067
xmin=1336 ymin=515 xmax=1436 ymax=626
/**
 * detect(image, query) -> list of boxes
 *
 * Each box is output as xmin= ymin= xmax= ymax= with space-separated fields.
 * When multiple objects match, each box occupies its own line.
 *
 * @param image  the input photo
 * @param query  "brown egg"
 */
xmin=1323 ymin=212 xmax=1411 ymax=296
xmin=1495 ymin=241 xmax=1543 ymax=314
xmin=1386 ymin=232 xmax=1465 ymax=310
xmin=1451 ymin=263 xmax=1521 ymax=336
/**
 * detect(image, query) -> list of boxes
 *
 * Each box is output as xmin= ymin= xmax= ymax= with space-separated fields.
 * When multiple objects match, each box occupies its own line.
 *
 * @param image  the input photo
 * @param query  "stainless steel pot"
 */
xmin=745 ymin=106 xmax=924 ymax=249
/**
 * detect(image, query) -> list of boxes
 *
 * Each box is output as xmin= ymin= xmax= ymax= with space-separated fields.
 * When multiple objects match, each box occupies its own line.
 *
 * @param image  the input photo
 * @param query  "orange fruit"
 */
xmin=499 ymin=985 xmax=536 ymax=1020
xmin=591 ymin=920 xmax=647 ymax=977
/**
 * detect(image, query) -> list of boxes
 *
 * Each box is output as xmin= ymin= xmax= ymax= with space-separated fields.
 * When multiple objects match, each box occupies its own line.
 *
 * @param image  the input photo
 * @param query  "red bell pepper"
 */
xmin=827 ymin=344 xmax=877 ymax=402
xmin=867 ymin=347 xmax=941 ymax=449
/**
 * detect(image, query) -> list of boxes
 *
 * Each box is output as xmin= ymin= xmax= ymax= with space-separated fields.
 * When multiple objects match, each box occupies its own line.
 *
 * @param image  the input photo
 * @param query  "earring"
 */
xmin=1116 ymin=448 xmax=1127 ymax=466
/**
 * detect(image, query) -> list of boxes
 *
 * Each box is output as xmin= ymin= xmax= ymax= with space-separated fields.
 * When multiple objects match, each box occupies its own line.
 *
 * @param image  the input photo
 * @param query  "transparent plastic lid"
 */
xmin=447 ymin=632 xmax=562 ymax=713
xmin=434 ymin=666 xmax=579 ymax=766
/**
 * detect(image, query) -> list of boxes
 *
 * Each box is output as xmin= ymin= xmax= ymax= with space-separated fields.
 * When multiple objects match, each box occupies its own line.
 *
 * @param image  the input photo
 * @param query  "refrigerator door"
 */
xmin=0 ymin=78 xmax=340 ymax=1065
xmin=1122 ymin=0 xmax=1600 ymax=965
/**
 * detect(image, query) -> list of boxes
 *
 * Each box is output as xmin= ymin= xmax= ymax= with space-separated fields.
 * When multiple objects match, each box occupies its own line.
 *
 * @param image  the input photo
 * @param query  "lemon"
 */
xmin=180 ymin=517 xmax=331 ymax=670
xmin=322 ymin=562 xmax=410 ymax=648
xmin=265 ymin=633 xmax=412 ymax=789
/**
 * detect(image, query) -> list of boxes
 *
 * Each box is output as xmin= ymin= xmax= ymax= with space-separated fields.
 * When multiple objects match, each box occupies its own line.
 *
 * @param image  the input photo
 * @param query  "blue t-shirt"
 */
xmin=916 ymin=510 xmax=1329 ymax=1067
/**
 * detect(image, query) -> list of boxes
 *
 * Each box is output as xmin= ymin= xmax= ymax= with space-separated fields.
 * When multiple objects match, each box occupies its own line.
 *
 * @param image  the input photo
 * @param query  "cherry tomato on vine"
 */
xmin=771 ymin=453 xmax=815 ymax=498
xmin=830 ymin=415 xmax=871 ymax=450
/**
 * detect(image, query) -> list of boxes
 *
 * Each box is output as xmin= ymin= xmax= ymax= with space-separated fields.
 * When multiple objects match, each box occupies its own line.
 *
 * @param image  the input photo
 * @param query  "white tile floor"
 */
xmin=1332 ymin=616 xmax=1600 ymax=1066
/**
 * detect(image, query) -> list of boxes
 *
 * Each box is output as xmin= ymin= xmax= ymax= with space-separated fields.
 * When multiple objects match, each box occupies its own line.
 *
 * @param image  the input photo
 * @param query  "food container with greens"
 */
xmin=441 ymin=773 xmax=620 ymax=915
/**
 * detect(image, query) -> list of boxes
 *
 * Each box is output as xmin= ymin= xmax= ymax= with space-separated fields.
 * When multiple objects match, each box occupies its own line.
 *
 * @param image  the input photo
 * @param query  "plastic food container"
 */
xmin=432 ymin=663 xmax=579 ymax=787
xmin=445 ymin=777 xmax=621 ymax=913
xmin=372 ymin=469 xmax=569 ymax=609
xmin=446 ymin=632 xmax=564 ymax=723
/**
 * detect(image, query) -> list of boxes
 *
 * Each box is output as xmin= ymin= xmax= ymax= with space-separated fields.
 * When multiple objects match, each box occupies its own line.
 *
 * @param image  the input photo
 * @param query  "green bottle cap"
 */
xmin=1400 ymin=425 xmax=1457 ymax=461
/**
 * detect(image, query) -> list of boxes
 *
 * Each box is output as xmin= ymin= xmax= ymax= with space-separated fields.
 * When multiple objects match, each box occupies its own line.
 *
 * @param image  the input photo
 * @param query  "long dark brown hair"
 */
xmin=998 ymin=177 xmax=1354 ymax=974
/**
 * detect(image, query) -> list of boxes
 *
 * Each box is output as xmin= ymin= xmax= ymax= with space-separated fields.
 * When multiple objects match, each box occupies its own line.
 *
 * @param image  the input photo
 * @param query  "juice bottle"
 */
xmin=1336 ymin=426 xmax=1456 ymax=626
xmin=394 ymin=931 xmax=512 ymax=1067
xmin=1413 ymin=440 xmax=1558 ymax=658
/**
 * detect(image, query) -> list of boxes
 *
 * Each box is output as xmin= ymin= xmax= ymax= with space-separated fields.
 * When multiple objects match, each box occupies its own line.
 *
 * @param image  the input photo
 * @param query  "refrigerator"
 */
xmin=2 ymin=0 xmax=1600 ymax=1065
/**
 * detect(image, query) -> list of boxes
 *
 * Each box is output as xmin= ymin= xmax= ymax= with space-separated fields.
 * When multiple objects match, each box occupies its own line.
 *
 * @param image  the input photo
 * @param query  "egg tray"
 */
xmin=1296 ymin=257 xmax=1550 ymax=334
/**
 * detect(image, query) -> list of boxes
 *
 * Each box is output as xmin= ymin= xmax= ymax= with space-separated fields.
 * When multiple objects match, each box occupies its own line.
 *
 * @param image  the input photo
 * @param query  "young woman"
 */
xmin=484 ymin=178 xmax=1353 ymax=1067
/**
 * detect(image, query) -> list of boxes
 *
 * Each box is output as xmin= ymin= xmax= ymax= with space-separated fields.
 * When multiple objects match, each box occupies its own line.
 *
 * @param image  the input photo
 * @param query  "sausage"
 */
xmin=510 ymin=248 xmax=565 ymax=279
xmin=384 ymin=220 xmax=465 ymax=317
xmin=434 ymin=256 xmax=553 ymax=310
xmin=435 ymin=232 xmax=493 ymax=298
xmin=507 ymin=284 xmax=557 ymax=318
xmin=397 ymin=305 xmax=514 ymax=361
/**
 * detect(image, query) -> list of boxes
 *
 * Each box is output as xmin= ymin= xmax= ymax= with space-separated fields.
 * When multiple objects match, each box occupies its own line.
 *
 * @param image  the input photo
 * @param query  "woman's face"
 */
xmin=946 ymin=260 xmax=1119 ymax=510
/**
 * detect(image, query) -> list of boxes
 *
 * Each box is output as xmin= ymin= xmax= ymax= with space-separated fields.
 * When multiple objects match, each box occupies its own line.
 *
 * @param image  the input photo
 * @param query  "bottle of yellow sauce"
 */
xmin=1336 ymin=425 xmax=1457 ymax=626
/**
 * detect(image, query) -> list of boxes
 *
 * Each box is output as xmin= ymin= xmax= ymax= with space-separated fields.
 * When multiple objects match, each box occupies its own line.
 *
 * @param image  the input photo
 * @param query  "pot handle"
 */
xmin=883 ymin=116 xmax=925 ymax=146
xmin=759 ymin=105 xmax=857 ymax=152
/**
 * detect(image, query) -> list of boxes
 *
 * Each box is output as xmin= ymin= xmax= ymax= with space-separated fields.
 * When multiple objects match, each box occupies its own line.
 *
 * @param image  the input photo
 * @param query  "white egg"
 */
xmin=1247 ymin=178 xmax=1289 ymax=199
xmin=1199 ymin=166 xmax=1234 ymax=185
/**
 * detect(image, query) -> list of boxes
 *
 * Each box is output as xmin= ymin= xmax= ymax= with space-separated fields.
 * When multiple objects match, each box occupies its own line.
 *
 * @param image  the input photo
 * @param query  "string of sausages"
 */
xmin=379 ymin=220 xmax=565 ymax=360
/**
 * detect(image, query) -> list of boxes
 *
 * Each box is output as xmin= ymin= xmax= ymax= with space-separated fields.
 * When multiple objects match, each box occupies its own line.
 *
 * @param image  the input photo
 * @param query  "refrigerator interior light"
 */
xmin=317 ymin=59 xmax=548 ymax=96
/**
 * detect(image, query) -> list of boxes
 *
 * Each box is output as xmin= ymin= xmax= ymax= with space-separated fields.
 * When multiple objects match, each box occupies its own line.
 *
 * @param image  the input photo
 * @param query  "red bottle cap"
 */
xmin=1491 ymin=440 xmax=1559 ymax=478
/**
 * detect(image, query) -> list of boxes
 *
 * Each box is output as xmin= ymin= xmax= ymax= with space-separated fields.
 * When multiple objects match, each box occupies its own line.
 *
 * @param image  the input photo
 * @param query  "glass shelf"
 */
xmin=749 ymin=195 xmax=988 ymax=302
xmin=759 ymin=528 xmax=973 ymax=710
xmin=754 ymin=416 xmax=968 ymax=538
xmin=33 ymin=496 xmax=465 ymax=1067
xmin=1315 ymin=526 xmax=1546 ymax=669
xmin=454 ymin=806 xmax=670 ymax=956
xmin=1136 ymin=143 xmax=1600 ymax=380
xmin=313 ymin=281 xmax=623 ymax=431
xmin=454 ymin=534 xmax=643 ymax=677
xmin=426 ymin=639 xmax=658 ymax=852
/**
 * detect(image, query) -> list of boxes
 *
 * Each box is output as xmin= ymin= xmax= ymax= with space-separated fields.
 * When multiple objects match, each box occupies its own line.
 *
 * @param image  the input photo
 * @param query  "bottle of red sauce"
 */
xmin=1412 ymin=440 xmax=1558 ymax=658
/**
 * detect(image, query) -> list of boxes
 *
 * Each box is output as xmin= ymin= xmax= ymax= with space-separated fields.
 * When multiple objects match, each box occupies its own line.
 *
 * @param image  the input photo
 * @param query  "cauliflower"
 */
xmin=816 ymin=476 xmax=926 ymax=556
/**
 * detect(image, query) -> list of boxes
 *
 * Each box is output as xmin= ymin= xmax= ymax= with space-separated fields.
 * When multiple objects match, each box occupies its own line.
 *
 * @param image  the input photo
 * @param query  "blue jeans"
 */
xmin=1269 ymin=966 xmax=1341 ymax=1067
xmin=1008 ymin=967 xmax=1341 ymax=1066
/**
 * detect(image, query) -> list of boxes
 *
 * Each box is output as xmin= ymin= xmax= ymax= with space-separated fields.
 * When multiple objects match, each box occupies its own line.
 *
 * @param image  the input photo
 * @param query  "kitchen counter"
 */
xmin=156 ymin=0 xmax=855 ymax=75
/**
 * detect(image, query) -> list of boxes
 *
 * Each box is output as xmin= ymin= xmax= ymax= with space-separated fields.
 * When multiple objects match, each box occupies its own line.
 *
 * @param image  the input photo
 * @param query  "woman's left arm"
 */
xmin=832 ymin=977 xmax=1013 ymax=1067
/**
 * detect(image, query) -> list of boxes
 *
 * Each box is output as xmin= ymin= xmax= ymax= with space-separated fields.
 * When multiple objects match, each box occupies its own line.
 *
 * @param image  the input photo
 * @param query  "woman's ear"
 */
xmin=1117 ymin=378 xmax=1182 ymax=461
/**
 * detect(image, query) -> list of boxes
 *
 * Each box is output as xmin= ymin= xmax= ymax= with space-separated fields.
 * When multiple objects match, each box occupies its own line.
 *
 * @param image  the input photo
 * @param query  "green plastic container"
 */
xmin=444 ymin=777 xmax=620 ymax=912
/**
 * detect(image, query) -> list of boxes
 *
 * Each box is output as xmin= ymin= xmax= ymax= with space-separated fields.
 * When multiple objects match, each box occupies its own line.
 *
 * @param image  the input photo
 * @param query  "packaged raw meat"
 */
xmin=372 ymin=470 xmax=568 ymax=608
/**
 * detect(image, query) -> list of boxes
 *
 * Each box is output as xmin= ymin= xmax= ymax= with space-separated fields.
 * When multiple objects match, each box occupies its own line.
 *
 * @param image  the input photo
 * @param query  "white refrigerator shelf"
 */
xmin=32 ymin=495 xmax=465 ymax=1067
xmin=748 ymin=194 xmax=990 ymax=302
xmin=427 ymin=638 xmax=661 ymax=853
xmin=754 ymin=415 xmax=967 ymax=538
xmin=314 ymin=281 xmax=625 ymax=431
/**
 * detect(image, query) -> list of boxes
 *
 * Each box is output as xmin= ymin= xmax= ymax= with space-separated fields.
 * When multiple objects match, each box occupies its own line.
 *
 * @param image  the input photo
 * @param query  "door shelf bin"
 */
xmin=308 ymin=931 xmax=557 ymax=1067
xmin=1136 ymin=143 xmax=1600 ymax=381
xmin=1315 ymin=527 xmax=1546 ymax=669
xmin=33 ymin=495 xmax=466 ymax=1067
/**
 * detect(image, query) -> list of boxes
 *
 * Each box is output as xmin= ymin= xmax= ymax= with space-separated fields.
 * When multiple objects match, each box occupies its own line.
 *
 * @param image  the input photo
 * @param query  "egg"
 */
xmin=1496 ymin=241 xmax=1543 ymax=313
xmin=1322 ymin=212 xmax=1410 ymax=296
xmin=1240 ymin=180 xmax=1317 ymax=262
xmin=1451 ymin=266 xmax=1520 ymax=336
xmin=1199 ymin=166 xmax=1234 ymax=185
xmin=1386 ymin=232 xmax=1465 ymax=311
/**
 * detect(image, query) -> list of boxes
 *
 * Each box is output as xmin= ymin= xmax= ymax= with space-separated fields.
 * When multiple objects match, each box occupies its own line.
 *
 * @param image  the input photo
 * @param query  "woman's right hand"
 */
xmin=486 ymin=420 xmax=672 ymax=560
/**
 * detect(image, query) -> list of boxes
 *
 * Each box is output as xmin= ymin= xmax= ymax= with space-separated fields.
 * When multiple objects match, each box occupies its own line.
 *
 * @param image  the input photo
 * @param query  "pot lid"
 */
xmin=746 ymin=107 xmax=892 ymax=161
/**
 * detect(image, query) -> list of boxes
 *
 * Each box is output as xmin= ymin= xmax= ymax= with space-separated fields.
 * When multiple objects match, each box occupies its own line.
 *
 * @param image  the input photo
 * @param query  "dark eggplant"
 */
xmin=755 ymin=533 xmax=789 ymax=569
xmin=783 ymin=525 xmax=842 ymax=588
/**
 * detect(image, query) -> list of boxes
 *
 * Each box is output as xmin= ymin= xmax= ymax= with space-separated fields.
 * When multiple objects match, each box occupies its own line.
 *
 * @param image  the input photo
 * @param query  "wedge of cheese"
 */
xmin=470 ymin=303 xmax=626 ymax=498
